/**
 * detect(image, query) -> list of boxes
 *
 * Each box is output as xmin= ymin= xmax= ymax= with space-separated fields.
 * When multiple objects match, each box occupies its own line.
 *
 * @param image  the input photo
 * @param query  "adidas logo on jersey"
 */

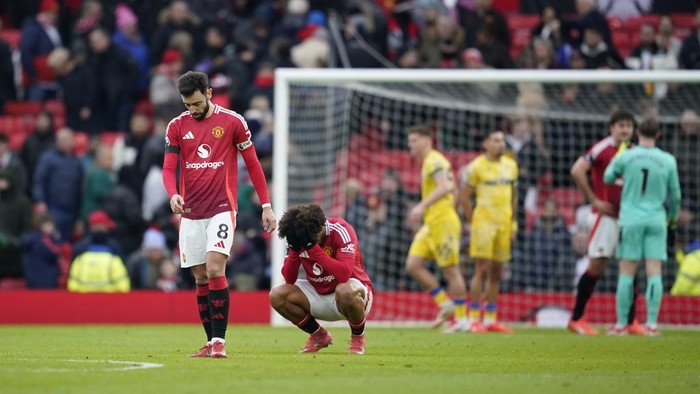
xmin=183 ymin=131 xmax=195 ymax=140
xmin=214 ymin=240 xmax=225 ymax=248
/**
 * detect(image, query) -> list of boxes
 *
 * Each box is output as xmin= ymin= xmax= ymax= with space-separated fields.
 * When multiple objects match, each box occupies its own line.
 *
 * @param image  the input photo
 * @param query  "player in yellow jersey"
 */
xmin=458 ymin=130 xmax=518 ymax=333
xmin=405 ymin=125 xmax=469 ymax=333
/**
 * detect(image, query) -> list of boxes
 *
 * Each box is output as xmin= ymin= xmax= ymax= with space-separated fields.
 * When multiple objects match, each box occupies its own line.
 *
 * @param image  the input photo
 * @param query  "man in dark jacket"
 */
xmin=21 ymin=213 xmax=64 ymax=288
xmin=32 ymin=127 xmax=83 ymax=241
xmin=20 ymin=0 xmax=62 ymax=101
xmin=0 ymin=169 xmax=32 ymax=279
xmin=0 ymin=21 xmax=16 ymax=113
xmin=87 ymin=27 xmax=139 ymax=132
xmin=19 ymin=110 xmax=55 ymax=192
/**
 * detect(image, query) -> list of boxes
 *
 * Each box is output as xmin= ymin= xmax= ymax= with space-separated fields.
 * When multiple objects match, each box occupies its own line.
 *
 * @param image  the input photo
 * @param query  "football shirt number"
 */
xmin=217 ymin=224 xmax=229 ymax=239
xmin=641 ymin=168 xmax=649 ymax=195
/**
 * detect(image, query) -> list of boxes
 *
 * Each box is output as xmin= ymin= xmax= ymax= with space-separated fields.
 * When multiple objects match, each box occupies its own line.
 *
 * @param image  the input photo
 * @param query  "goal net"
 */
xmin=272 ymin=69 xmax=700 ymax=327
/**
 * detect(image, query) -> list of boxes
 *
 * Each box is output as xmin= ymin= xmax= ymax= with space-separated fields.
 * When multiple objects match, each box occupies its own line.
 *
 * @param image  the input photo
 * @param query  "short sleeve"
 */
xmin=462 ymin=162 xmax=478 ymax=187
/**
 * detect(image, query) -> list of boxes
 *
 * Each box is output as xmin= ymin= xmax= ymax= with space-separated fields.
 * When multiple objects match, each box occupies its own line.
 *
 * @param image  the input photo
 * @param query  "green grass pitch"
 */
xmin=0 ymin=325 xmax=698 ymax=394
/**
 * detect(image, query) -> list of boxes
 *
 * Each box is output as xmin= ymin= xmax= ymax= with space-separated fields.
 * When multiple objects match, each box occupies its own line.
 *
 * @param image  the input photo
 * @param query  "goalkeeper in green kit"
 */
xmin=603 ymin=119 xmax=681 ymax=336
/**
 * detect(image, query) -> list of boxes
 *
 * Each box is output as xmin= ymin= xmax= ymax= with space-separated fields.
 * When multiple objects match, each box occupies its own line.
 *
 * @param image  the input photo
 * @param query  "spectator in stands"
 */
xmin=141 ymin=149 xmax=167 ymax=223
xmin=0 ymin=19 xmax=16 ymax=113
xmin=386 ymin=0 xmax=419 ymax=61
xmin=80 ymin=145 xmax=115 ymax=221
xmin=459 ymin=48 xmax=501 ymax=98
xmin=671 ymin=237 xmax=700 ymax=296
xmin=375 ymin=169 xmax=411 ymax=290
xmin=0 ymin=132 xmax=28 ymax=191
xmin=21 ymin=213 xmax=63 ymax=289
xmin=0 ymin=168 xmax=32 ymax=280
xmin=598 ymin=0 xmax=651 ymax=20
xmin=521 ymin=199 xmax=573 ymax=291
xmin=127 ymin=227 xmax=173 ymax=289
xmin=139 ymin=116 xmax=168 ymax=181
xmin=476 ymin=25 xmax=513 ymax=69
xmin=112 ymin=111 xmax=151 ymax=199
xmin=341 ymin=2 xmax=386 ymax=69
xmin=657 ymin=14 xmax=682 ymax=60
xmin=458 ymin=0 xmax=510 ymax=49
xmin=579 ymin=25 xmax=624 ymax=69
xmin=112 ymin=3 xmax=150 ymax=95
xmin=194 ymin=24 xmax=235 ymax=94
xmin=531 ymin=6 xmax=572 ymax=68
xmin=150 ymin=0 xmax=202 ymax=66
xmin=87 ymin=26 xmax=139 ymax=132
xmin=149 ymin=49 xmax=185 ymax=120
xmin=418 ymin=12 xmax=465 ymax=69
xmin=343 ymin=178 xmax=368 ymax=240
xmin=101 ymin=168 xmax=144 ymax=257
xmin=573 ymin=0 xmax=612 ymax=46
xmin=666 ymin=109 xmax=700 ymax=205
xmin=291 ymin=12 xmax=330 ymax=68
xmin=32 ymin=127 xmax=83 ymax=242
xmin=20 ymin=0 xmax=62 ymax=101
xmin=228 ymin=185 xmax=269 ymax=290
xmin=626 ymin=23 xmax=678 ymax=99
xmin=519 ymin=37 xmax=557 ymax=69
xmin=245 ymin=95 xmax=274 ymax=158
xmin=19 ymin=110 xmax=55 ymax=192
xmin=191 ymin=0 xmax=236 ymax=32
xmin=68 ymin=210 xmax=130 ymax=293
xmin=679 ymin=6 xmax=700 ymax=69
xmin=47 ymin=47 xmax=99 ymax=134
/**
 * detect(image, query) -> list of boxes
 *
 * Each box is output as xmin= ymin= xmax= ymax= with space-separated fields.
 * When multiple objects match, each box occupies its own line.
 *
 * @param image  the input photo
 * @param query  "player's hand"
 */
xmin=261 ymin=206 xmax=276 ymax=233
xmin=170 ymin=194 xmax=184 ymax=214
xmin=592 ymin=198 xmax=614 ymax=216
xmin=408 ymin=204 xmax=424 ymax=224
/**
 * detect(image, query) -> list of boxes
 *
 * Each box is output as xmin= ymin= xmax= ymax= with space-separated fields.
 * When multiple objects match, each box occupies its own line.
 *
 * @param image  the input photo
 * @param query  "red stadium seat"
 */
xmin=506 ymin=14 xmax=540 ymax=32
xmin=134 ymin=99 xmax=153 ymax=116
xmin=44 ymin=100 xmax=66 ymax=118
xmin=3 ymin=101 xmax=42 ymax=116
xmin=671 ymin=13 xmax=696 ymax=30
xmin=612 ymin=31 xmax=631 ymax=49
xmin=548 ymin=187 xmax=585 ymax=209
xmin=0 ymin=28 xmax=21 ymax=50
xmin=73 ymin=131 xmax=90 ymax=156
xmin=639 ymin=14 xmax=660 ymax=27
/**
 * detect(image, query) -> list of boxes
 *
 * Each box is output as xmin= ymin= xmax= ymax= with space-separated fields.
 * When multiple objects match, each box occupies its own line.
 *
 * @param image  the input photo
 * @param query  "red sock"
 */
xmin=196 ymin=284 xmax=212 ymax=341
xmin=349 ymin=317 xmax=366 ymax=336
xmin=293 ymin=313 xmax=320 ymax=334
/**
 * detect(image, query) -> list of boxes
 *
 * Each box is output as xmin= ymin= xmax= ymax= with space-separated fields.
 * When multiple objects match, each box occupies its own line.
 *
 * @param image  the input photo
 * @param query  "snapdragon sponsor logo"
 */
xmin=185 ymin=161 xmax=225 ymax=170
xmin=309 ymin=274 xmax=336 ymax=283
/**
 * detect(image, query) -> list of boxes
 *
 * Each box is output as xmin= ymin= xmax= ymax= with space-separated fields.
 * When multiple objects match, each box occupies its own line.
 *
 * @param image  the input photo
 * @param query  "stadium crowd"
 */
xmin=0 ymin=0 xmax=698 ymax=293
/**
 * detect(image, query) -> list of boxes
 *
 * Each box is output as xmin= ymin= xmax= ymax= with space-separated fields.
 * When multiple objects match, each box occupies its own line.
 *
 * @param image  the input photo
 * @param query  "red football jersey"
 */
xmin=282 ymin=218 xmax=373 ymax=295
xmin=586 ymin=136 xmax=623 ymax=217
xmin=165 ymin=105 xmax=252 ymax=219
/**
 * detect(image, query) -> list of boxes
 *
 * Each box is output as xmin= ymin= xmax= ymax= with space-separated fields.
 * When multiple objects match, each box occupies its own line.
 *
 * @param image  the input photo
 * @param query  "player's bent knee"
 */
xmin=269 ymin=284 xmax=293 ymax=308
xmin=335 ymin=282 xmax=361 ymax=307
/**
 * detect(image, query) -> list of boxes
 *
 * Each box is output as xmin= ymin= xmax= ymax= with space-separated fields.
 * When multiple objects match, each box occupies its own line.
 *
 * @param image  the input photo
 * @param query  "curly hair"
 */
xmin=177 ymin=71 xmax=209 ymax=97
xmin=278 ymin=203 xmax=326 ymax=242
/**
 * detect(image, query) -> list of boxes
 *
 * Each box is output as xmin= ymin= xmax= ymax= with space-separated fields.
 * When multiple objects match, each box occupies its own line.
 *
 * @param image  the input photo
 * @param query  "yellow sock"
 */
xmin=430 ymin=287 xmax=450 ymax=307
xmin=484 ymin=302 xmax=497 ymax=325
xmin=468 ymin=301 xmax=480 ymax=321
xmin=454 ymin=299 xmax=466 ymax=320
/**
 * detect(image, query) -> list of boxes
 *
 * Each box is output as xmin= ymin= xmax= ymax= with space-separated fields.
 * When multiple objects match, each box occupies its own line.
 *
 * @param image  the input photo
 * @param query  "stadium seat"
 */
xmin=73 ymin=131 xmax=90 ymax=156
xmin=671 ymin=13 xmax=696 ymax=30
xmin=0 ymin=277 xmax=27 ymax=290
xmin=612 ymin=31 xmax=631 ymax=50
xmin=44 ymin=100 xmax=66 ymax=118
xmin=506 ymin=14 xmax=540 ymax=33
xmin=134 ymin=99 xmax=153 ymax=116
xmin=3 ymin=101 xmax=42 ymax=116
xmin=548 ymin=187 xmax=585 ymax=209
xmin=0 ymin=28 xmax=21 ymax=50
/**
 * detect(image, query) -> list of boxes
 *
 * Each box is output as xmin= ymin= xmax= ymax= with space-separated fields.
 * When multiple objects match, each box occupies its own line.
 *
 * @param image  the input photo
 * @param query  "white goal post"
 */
xmin=272 ymin=69 xmax=700 ymax=327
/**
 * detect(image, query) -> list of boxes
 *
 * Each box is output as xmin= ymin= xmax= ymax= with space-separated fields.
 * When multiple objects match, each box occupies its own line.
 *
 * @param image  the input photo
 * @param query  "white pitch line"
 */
xmin=5 ymin=358 xmax=163 ymax=373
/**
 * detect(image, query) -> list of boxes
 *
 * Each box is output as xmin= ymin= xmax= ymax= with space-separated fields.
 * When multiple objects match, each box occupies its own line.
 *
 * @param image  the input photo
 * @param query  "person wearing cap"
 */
xmin=112 ymin=3 xmax=150 ymax=95
xmin=71 ymin=210 xmax=122 ymax=261
xmin=67 ymin=210 xmax=130 ymax=293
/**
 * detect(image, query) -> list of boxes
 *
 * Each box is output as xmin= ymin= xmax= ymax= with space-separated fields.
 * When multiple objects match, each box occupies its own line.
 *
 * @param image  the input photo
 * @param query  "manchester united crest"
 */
xmin=212 ymin=126 xmax=224 ymax=138
xmin=324 ymin=246 xmax=333 ymax=256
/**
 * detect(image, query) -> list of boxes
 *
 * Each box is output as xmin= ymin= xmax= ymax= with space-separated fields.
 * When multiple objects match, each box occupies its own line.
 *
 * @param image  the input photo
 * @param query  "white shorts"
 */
xmin=295 ymin=278 xmax=373 ymax=322
xmin=179 ymin=211 xmax=236 ymax=268
xmin=586 ymin=212 xmax=619 ymax=259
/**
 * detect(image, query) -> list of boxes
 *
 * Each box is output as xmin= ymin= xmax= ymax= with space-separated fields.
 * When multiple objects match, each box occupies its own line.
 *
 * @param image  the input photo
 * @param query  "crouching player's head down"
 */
xmin=270 ymin=203 xmax=374 ymax=354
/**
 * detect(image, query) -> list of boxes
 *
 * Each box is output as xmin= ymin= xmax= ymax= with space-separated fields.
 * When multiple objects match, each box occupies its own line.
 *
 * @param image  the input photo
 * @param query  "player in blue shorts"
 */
xmin=604 ymin=119 xmax=681 ymax=336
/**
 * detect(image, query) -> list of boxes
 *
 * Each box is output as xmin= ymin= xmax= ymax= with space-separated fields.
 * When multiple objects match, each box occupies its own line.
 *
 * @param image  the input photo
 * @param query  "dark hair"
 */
xmin=609 ymin=109 xmax=635 ymax=127
xmin=177 ymin=71 xmax=209 ymax=97
xmin=481 ymin=129 xmax=503 ymax=143
xmin=638 ymin=118 xmax=659 ymax=138
xmin=278 ymin=203 xmax=326 ymax=243
xmin=407 ymin=125 xmax=431 ymax=137
xmin=0 ymin=132 xmax=8 ymax=143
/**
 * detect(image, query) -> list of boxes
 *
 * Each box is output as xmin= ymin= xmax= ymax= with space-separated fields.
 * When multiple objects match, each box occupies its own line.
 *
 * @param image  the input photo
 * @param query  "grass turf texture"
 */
xmin=0 ymin=325 xmax=698 ymax=394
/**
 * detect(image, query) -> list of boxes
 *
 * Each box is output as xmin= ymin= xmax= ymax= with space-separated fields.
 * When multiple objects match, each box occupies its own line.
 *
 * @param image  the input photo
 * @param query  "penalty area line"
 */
xmin=6 ymin=358 xmax=164 ymax=372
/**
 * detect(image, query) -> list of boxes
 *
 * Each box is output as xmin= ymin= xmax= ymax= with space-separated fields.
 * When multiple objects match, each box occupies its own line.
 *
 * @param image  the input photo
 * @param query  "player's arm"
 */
xmin=306 ymin=244 xmax=353 ymax=283
xmin=667 ymin=158 xmax=682 ymax=223
xmin=281 ymin=250 xmax=302 ymax=285
xmin=458 ymin=183 xmax=474 ymax=222
xmin=162 ymin=124 xmax=183 ymax=214
xmin=237 ymin=137 xmax=276 ymax=233
xmin=571 ymin=155 xmax=613 ymax=215
xmin=603 ymin=156 xmax=623 ymax=184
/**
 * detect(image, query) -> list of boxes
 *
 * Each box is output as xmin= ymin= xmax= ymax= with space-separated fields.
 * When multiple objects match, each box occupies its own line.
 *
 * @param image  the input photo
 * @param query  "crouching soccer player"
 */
xmin=604 ymin=119 xmax=681 ymax=335
xmin=270 ymin=203 xmax=374 ymax=354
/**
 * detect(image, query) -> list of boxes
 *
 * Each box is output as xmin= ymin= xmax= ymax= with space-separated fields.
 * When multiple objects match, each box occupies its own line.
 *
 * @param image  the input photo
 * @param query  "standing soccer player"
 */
xmin=567 ymin=109 xmax=644 ymax=336
xmin=270 ymin=203 xmax=373 ymax=354
xmin=162 ymin=71 xmax=276 ymax=358
xmin=604 ymin=119 xmax=681 ymax=335
xmin=458 ymin=130 xmax=518 ymax=333
xmin=405 ymin=125 xmax=469 ymax=333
